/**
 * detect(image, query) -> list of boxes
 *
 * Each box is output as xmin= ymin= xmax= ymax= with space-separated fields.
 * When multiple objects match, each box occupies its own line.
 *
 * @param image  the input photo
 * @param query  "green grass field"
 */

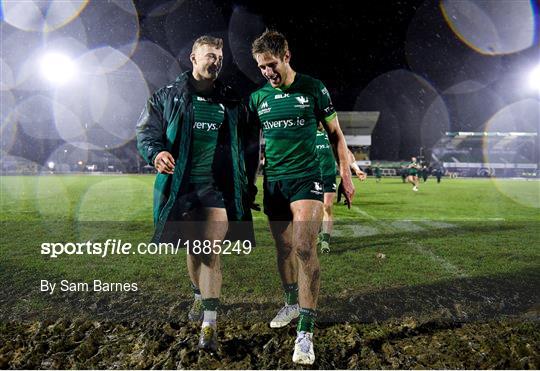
xmin=1 ymin=175 xmax=538 ymax=315
xmin=1 ymin=175 xmax=539 ymax=368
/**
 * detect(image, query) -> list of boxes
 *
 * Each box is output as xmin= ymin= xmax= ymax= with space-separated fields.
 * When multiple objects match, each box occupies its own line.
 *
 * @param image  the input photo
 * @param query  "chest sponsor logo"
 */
xmin=294 ymin=96 xmax=310 ymax=108
xmin=193 ymin=121 xmax=220 ymax=131
xmin=258 ymin=100 xmax=271 ymax=115
xmin=316 ymin=144 xmax=330 ymax=150
xmin=274 ymin=93 xmax=289 ymax=99
xmin=262 ymin=117 xmax=306 ymax=130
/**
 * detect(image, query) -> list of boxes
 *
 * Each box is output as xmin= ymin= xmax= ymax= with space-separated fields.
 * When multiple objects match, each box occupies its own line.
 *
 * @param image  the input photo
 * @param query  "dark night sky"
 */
xmin=2 ymin=0 xmax=538 ymax=165
xmin=132 ymin=0 xmax=538 ymax=160
xmin=134 ymin=0 xmax=426 ymax=105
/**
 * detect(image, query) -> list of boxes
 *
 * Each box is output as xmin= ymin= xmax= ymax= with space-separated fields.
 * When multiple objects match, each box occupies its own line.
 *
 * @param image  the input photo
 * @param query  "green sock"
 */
xmin=202 ymin=298 xmax=220 ymax=311
xmin=297 ymin=307 xmax=316 ymax=333
xmin=320 ymin=232 xmax=331 ymax=243
xmin=283 ymin=283 xmax=298 ymax=305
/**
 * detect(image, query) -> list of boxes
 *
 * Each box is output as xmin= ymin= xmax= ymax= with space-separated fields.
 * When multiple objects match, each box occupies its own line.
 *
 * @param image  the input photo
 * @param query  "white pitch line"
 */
xmin=406 ymin=241 xmax=468 ymax=278
xmin=350 ymin=206 xmax=377 ymax=220
xmin=346 ymin=206 xmax=468 ymax=278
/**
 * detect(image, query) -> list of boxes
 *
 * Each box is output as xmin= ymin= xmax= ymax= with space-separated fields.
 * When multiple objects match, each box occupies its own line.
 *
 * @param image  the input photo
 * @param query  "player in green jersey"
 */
xmin=374 ymin=163 xmax=382 ymax=182
xmin=249 ymin=30 xmax=355 ymax=365
xmin=315 ymin=123 xmax=337 ymax=254
xmin=407 ymin=157 xmax=421 ymax=192
xmin=137 ymin=36 xmax=256 ymax=352
xmin=317 ymin=126 xmax=366 ymax=252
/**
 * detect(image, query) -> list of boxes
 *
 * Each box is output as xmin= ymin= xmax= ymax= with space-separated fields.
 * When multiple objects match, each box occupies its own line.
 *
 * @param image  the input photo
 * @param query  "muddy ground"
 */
xmin=1 ymin=316 xmax=538 ymax=369
xmin=2 ymin=271 xmax=539 ymax=369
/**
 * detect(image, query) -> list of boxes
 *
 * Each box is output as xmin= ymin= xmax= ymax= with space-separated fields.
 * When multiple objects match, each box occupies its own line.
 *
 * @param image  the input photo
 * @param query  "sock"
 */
xmin=297 ymin=307 xmax=316 ymax=333
xmin=202 ymin=298 xmax=219 ymax=327
xmin=283 ymin=283 xmax=298 ymax=306
xmin=320 ymin=232 xmax=331 ymax=243
xmin=191 ymin=282 xmax=201 ymax=297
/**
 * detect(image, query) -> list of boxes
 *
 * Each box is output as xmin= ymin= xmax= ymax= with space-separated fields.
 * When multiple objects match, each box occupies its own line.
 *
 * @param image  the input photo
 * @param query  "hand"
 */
xmin=337 ymin=176 xmax=355 ymax=209
xmin=247 ymin=184 xmax=260 ymax=211
xmin=356 ymin=170 xmax=367 ymax=181
xmin=154 ymin=151 xmax=175 ymax=174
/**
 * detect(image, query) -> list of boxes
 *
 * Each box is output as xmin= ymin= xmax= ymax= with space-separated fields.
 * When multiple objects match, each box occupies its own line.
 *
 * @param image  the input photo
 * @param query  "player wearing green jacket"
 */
xmin=136 ymin=36 xmax=257 ymax=353
xmin=249 ymin=30 xmax=355 ymax=365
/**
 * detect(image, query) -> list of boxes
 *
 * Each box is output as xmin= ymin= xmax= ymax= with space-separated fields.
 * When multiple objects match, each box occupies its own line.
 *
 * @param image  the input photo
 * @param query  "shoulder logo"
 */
xmin=261 ymin=101 xmax=268 ymax=109
xmin=321 ymin=87 xmax=329 ymax=96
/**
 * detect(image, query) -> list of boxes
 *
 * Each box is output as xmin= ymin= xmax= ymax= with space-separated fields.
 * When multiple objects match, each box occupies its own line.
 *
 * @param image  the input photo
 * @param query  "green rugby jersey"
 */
xmin=316 ymin=129 xmax=337 ymax=177
xmin=249 ymin=73 xmax=337 ymax=180
xmin=189 ymin=94 xmax=225 ymax=183
xmin=408 ymin=162 xmax=419 ymax=176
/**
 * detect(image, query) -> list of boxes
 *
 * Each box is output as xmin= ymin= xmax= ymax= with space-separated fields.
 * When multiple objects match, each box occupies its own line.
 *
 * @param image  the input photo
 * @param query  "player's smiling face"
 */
xmin=191 ymin=44 xmax=223 ymax=81
xmin=255 ymin=51 xmax=290 ymax=88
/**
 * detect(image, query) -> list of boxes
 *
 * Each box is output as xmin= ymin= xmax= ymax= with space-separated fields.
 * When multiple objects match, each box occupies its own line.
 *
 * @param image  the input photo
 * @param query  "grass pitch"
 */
xmin=1 ymin=175 xmax=539 ymax=368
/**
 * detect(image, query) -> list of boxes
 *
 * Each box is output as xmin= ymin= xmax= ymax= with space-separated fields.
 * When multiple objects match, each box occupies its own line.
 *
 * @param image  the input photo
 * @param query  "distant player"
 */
xmin=373 ymin=163 xmax=382 ymax=182
xmin=421 ymin=165 xmax=429 ymax=182
xmin=406 ymin=157 xmax=420 ymax=192
xmin=434 ymin=167 xmax=443 ymax=183
xmin=401 ymin=165 xmax=407 ymax=183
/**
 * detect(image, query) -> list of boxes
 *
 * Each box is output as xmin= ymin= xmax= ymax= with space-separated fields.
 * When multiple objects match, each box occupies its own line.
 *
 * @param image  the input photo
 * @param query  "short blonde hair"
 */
xmin=192 ymin=35 xmax=223 ymax=53
xmin=251 ymin=30 xmax=288 ymax=59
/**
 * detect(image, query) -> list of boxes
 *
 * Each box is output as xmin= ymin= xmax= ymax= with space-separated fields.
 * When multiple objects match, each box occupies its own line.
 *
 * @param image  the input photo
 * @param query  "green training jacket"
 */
xmin=136 ymin=71 xmax=258 ymax=244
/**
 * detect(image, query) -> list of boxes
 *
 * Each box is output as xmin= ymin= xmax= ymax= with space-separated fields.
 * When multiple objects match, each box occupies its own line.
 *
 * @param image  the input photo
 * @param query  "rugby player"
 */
xmin=249 ymin=30 xmax=354 ymax=365
xmin=373 ymin=163 xmax=382 ymax=182
xmin=406 ymin=157 xmax=421 ymax=191
xmin=315 ymin=123 xmax=337 ymax=253
xmin=136 ymin=36 xmax=256 ymax=352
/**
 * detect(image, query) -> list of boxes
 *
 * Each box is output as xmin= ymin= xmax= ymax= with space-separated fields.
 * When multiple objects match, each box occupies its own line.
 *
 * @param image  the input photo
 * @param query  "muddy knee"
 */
xmin=296 ymin=246 xmax=314 ymax=263
xmin=323 ymin=204 xmax=333 ymax=217
xmin=277 ymin=243 xmax=294 ymax=262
